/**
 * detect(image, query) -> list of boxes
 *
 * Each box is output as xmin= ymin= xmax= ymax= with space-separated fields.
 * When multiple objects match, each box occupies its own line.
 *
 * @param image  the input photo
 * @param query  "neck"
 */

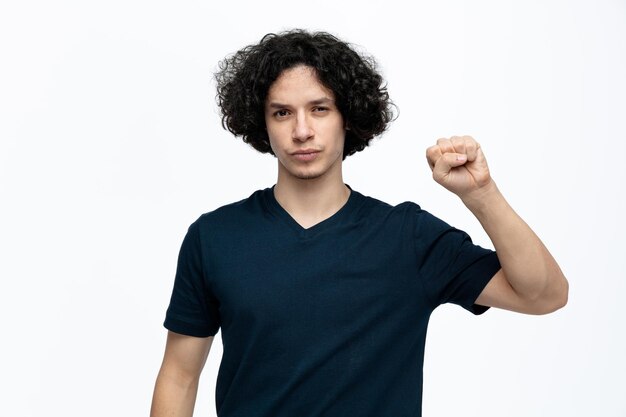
xmin=273 ymin=171 xmax=351 ymax=229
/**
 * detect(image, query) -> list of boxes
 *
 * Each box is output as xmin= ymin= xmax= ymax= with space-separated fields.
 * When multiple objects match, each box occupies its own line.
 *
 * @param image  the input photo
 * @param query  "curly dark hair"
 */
xmin=214 ymin=29 xmax=396 ymax=160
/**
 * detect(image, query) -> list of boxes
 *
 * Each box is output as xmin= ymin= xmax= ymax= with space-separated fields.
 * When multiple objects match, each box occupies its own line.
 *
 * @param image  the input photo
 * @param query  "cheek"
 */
xmin=265 ymin=126 xmax=280 ymax=147
xmin=266 ymin=120 xmax=287 ymax=138
xmin=333 ymin=125 xmax=347 ymax=149
xmin=266 ymin=129 xmax=289 ymax=158
xmin=267 ymin=137 xmax=281 ymax=157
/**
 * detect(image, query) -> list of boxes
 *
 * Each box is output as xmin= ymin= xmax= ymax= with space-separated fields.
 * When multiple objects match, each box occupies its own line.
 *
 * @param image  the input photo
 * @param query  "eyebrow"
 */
xmin=267 ymin=97 xmax=334 ymax=109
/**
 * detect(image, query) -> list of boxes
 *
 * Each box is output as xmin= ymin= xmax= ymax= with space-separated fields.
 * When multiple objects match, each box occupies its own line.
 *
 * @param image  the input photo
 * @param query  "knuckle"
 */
xmin=426 ymin=145 xmax=441 ymax=158
xmin=451 ymin=137 xmax=464 ymax=149
xmin=465 ymin=136 xmax=478 ymax=147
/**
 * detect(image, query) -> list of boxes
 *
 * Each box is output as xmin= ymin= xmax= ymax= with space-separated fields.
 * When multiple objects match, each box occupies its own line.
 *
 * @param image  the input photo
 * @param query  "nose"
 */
xmin=292 ymin=112 xmax=313 ymax=141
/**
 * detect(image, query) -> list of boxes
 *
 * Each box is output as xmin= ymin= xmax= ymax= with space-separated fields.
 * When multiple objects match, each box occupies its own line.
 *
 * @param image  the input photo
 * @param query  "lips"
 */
xmin=291 ymin=149 xmax=320 ymax=155
xmin=291 ymin=150 xmax=320 ymax=162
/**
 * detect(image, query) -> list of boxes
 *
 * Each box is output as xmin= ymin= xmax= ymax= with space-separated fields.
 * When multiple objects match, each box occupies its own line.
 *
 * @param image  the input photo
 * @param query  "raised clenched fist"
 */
xmin=426 ymin=135 xmax=494 ymax=199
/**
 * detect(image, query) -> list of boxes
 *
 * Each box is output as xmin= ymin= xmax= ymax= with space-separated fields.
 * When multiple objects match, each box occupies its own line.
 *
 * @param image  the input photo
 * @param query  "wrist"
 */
xmin=460 ymin=180 xmax=504 ymax=215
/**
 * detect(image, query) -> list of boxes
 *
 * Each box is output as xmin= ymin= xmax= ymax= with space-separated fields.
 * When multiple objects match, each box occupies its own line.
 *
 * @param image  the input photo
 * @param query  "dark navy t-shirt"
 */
xmin=163 ymin=184 xmax=501 ymax=417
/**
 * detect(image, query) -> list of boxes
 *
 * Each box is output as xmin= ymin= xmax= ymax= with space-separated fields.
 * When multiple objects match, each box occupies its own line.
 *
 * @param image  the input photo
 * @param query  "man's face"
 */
xmin=264 ymin=65 xmax=346 ymax=182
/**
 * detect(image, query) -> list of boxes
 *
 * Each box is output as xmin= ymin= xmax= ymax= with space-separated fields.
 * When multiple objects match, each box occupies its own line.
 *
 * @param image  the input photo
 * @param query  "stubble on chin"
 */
xmin=278 ymin=158 xmax=321 ymax=181
xmin=297 ymin=172 xmax=323 ymax=180
xmin=288 ymin=165 xmax=323 ymax=180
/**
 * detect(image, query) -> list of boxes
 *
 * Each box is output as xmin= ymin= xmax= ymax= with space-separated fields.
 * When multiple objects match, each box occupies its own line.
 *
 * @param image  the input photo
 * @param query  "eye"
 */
xmin=313 ymin=106 xmax=329 ymax=113
xmin=273 ymin=109 xmax=290 ymax=118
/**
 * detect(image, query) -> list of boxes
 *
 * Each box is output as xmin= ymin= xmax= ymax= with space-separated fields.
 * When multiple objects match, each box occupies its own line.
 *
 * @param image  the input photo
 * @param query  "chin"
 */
xmin=279 ymin=156 xmax=334 ymax=181
xmin=292 ymin=170 xmax=325 ymax=180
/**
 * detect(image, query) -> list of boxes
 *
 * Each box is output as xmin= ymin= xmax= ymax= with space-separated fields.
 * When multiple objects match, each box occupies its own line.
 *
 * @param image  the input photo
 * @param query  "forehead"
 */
xmin=266 ymin=65 xmax=335 ymax=103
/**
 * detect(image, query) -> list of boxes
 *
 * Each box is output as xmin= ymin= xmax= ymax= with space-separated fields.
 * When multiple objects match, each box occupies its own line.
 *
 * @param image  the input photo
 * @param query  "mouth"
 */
xmin=291 ymin=150 xmax=320 ymax=162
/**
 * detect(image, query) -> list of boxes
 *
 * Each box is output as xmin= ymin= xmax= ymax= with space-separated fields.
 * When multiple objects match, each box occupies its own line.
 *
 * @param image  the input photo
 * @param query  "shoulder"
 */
xmin=353 ymin=191 xmax=425 ymax=228
xmin=190 ymin=188 xmax=266 ymax=233
xmin=357 ymin=192 xmax=454 ymax=239
xmin=355 ymin=190 xmax=415 ymax=212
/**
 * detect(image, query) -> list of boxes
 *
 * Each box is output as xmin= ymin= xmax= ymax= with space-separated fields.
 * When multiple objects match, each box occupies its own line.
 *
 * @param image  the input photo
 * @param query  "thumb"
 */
xmin=433 ymin=152 xmax=467 ymax=178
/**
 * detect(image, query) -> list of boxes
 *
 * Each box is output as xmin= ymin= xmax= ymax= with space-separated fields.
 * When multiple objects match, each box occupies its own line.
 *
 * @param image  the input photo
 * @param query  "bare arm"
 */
xmin=464 ymin=181 xmax=568 ymax=314
xmin=426 ymin=136 xmax=568 ymax=314
xmin=150 ymin=331 xmax=214 ymax=417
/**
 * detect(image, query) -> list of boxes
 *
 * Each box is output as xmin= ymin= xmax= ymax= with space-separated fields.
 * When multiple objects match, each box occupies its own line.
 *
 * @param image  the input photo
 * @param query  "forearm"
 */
xmin=461 ymin=181 xmax=568 ymax=303
xmin=150 ymin=370 xmax=200 ymax=417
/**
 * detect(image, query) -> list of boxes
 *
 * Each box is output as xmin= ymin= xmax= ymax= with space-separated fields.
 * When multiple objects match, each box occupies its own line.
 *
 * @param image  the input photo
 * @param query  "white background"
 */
xmin=1 ymin=0 xmax=625 ymax=416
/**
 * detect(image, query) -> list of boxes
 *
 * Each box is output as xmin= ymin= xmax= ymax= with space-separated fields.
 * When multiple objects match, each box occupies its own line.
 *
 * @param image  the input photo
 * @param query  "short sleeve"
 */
xmin=163 ymin=218 xmax=221 ymax=337
xmin=413 ymin=205 xmax=501 ymax=315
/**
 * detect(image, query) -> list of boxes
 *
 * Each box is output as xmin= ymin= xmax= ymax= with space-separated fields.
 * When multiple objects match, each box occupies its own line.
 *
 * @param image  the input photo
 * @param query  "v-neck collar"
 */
xmin=262 ymin=183 xmax=360 ymax=239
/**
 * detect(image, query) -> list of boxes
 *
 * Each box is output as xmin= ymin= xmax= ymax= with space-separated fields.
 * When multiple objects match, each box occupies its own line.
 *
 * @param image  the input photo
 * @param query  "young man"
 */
xmin=150 ymin=30 xmax=568 ymax=417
